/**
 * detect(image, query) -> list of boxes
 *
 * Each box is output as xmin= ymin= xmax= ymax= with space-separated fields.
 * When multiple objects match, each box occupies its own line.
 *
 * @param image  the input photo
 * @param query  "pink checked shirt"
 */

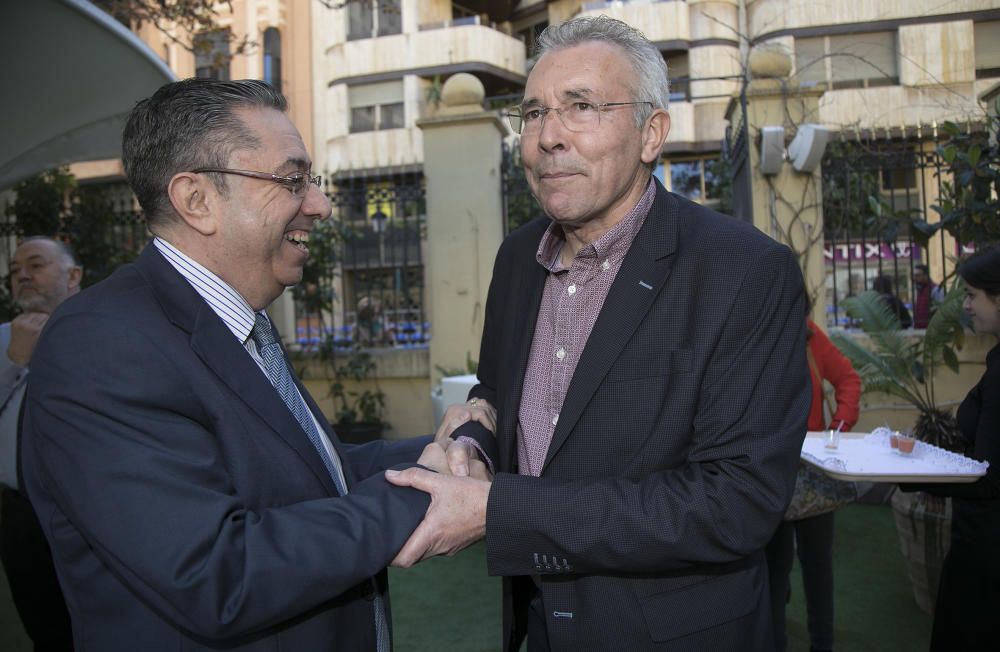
xmin=517 ymin=178 xmax=656 ymax=477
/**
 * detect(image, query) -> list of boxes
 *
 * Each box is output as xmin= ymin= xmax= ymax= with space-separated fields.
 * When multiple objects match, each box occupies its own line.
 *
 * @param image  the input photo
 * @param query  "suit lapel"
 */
xmin=501 ymin=229 xmax=548 ymax=472
xmin=541 ymin=185 xmax=679 ymax=472
xmin=135 ymin=246 xmax=340 ymax=496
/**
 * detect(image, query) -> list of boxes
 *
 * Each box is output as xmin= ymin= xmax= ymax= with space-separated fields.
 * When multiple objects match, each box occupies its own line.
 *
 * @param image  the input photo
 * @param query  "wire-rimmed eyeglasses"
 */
xmin=505 ymin=100 xmax=653 ymax=134
xmin=191 ymin=168 xmax=322 ymax=197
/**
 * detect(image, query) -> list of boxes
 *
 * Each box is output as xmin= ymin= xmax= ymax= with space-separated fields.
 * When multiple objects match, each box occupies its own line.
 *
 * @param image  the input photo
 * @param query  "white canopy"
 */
xmin=0 ymin=0 xmax=176 ymax=190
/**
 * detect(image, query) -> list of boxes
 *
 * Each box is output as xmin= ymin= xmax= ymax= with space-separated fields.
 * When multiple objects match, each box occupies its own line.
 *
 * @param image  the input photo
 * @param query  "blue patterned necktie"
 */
xmin=250 ymin=313 xmax=389 ymax=652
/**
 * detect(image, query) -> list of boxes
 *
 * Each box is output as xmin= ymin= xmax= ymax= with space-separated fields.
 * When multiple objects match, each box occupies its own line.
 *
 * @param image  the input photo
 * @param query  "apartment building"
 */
xmin=71 ymin=0 xmax=314 ymax=194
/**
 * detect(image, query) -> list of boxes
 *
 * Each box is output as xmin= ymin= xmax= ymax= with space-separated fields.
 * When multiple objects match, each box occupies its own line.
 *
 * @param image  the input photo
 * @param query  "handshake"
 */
xmin=385 ymin=399 xmax=496 ymax=568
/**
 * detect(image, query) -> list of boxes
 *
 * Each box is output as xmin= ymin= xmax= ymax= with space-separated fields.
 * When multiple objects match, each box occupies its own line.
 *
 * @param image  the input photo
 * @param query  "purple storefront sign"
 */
xmin=824 ymin=241 xmax=921 ymax=263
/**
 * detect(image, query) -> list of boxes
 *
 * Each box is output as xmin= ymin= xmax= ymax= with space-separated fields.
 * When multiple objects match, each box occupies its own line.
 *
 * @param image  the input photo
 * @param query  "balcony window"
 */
xmin=349 ymin=0 xmax=402 ymax=40
xmin=194 ymin=30 xmax=231 ymax=81
xmin=795 ymin=31 xmax=898 ymax=90
xmin=975 ymin=21 xmax=1000 ymax=78
xmin=665 ymin=53 xmax=689 ymax=102
xmin=379 ymin=102 xmax=405 ymax=129
xmin=350 ymin=106 xmax=377 ymax=133
xmin=263 ymin=28 xmax=281 ymax=90
xmin=349 ymin=81 xmax=405 ymax=133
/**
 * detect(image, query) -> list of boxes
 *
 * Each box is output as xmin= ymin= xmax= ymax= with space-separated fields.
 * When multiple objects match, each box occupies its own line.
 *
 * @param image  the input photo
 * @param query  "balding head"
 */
xmin=10 ymin=237 xmax=82 ymax=314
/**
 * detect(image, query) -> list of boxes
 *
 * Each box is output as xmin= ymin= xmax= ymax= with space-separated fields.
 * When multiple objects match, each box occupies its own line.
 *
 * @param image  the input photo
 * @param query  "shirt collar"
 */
xmin=153 ymin=237 xmax=257 ymax=344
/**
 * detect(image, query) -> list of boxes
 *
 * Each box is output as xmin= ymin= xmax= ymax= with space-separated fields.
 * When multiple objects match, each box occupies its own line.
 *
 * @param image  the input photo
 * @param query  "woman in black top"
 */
xmin=921 ymin=246 xmax=1000 ymax=650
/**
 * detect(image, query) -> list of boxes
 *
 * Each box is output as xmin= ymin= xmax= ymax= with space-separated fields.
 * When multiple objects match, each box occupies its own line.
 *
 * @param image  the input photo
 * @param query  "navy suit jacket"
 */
xmin=21 ymin=245 xmax=431 ymax=651
xmin=471 ymin=181 xmax=811 ymax=650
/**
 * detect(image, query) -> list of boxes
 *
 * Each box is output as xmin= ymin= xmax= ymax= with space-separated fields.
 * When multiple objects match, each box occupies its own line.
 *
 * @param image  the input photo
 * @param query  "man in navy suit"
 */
xmin=20 ymin=78 xmax=484 ymax=651
xmin=388 ymin=16 xmax=811 ymax=651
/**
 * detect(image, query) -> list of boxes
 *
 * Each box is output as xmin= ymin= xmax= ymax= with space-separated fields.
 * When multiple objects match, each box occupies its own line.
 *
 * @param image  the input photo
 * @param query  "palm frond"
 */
xmin=922 ymin=280 xmax=966 ymax=375
xmin=831 ymin=289 xmax=965 ymax=415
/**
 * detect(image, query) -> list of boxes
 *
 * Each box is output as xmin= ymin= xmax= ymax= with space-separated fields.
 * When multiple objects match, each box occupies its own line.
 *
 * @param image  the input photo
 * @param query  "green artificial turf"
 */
xmin=0 ymin=504 xmax=932 ymax=651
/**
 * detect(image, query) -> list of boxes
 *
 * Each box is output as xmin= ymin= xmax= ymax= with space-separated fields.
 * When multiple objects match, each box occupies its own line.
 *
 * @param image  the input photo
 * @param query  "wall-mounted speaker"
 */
xmin=788 ymin=124 xmax=831 ymax=173
xmin=759 ymin=126 xmax=785 ymax=176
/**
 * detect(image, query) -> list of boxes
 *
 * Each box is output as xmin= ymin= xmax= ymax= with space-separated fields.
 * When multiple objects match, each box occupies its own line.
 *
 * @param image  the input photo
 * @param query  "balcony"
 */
xmin=326 ymin=20 xmax=526 ymax=86
xmin=578 ymin=1 xmax=691 ymax=44
xmin=326 ymin=128 xmax=424 ymax=177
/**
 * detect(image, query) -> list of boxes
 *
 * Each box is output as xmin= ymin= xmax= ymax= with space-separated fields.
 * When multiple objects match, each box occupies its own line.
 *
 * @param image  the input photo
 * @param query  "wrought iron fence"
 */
xmin=501 ymin=138 xmax=540 ymax=235
xmin=295 ymin=172 xmax=428 ymax=351
xmin=1 ymin=174 xmax=427 ymax=350
xmin=820 ymin=128 xmax=960 ymax=329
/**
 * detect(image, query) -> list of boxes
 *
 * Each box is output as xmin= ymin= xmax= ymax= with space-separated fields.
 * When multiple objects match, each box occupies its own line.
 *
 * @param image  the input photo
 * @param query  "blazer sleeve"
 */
xmin=22 ymin=311 xmax=430 ymax=640
xmin=485 ymin=244 xmax=811 ymax=576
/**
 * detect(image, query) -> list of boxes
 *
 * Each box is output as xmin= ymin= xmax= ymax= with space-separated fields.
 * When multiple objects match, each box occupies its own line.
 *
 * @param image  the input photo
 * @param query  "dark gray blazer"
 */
xmin=21 ymin=245 xmax=431 ymax=651
xmin=471 ymin=180 xmax=811 ymax=650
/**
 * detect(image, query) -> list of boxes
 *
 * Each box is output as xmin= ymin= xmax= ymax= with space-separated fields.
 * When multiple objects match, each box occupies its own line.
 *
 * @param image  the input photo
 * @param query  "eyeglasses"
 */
xmin=505 ymin=101 xmax=653 ymax=134
xmin=191 ymin=167 xmax=322 ymax=197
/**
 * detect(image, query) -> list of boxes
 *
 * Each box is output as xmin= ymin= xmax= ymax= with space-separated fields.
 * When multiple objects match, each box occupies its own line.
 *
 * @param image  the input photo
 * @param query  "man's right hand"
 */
xmin=7 ymin=312 xmax=49 ymax=366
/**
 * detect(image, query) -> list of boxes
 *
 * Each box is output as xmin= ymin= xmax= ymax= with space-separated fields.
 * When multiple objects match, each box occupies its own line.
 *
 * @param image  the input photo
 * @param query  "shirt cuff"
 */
xmin=456 ymin=436 xmax=495 ymax=475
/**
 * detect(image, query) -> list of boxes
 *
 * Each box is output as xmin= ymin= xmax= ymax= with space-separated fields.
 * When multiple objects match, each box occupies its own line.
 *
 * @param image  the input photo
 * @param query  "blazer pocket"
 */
xmin=606 ymin=348 xmax=692 ymax=381
xmin=638 ymin=565 xmax=761 ymax=642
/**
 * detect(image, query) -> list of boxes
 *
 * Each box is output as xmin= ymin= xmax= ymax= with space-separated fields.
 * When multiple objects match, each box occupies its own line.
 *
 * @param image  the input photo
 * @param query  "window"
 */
xmin=658 ymin=156 xmax=725 ymax=205
xmin=379 ymin=102 xmax=404 ymax=129
xmin=349 ymin=81 xmax=405 ymax=133
xmin=795 ymin=31 xmax=898 ymax=90
xmin=263 ymin=28 xmax=281 ymax=90
xmin=665 ymin=53 xmax=689 ymax=102
xmin=194 ymin=30 xmax=231 ymax=81
xmin=975 ymin=21 xmax=1000 ymax=78
xmin=349 ymin=0 xmax=402 ymax=40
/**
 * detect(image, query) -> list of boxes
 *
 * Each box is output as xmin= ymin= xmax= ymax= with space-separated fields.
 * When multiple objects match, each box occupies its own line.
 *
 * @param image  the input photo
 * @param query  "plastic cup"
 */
xmin=897 ymin=436 xmax=916 ymax=454
xmin=824 ymin=428 xmax=841 ymax=450
xmin=890 ymin=433 xmax=899 ymax=449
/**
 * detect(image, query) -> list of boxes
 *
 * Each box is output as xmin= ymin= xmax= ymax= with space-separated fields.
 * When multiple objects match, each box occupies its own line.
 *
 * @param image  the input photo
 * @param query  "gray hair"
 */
xmin=122 ymin=78 xmax=287 ymax=229
xmin=19 ymin=236 xmax=81 ymax=269
xmin=533 ymin=16 xmax=670 ymax=128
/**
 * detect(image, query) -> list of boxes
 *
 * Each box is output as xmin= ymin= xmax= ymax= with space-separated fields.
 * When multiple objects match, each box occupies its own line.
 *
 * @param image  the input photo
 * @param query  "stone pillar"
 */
xmin=742 ymin=45 xmax=828 ymax=325
xmin=417 ymin=73 xmax=507 ymax=383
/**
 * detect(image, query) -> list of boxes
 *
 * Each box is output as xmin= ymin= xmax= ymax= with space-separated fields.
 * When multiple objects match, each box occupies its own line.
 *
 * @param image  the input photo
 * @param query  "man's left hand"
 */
xmin=385 ymin=467 xmax=490 ymax=567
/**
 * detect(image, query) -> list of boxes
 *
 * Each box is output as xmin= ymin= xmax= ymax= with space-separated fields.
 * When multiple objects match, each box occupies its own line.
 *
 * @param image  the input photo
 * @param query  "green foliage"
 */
xmin=322 ymin=341 xmax=387 ymax=426
xmin=4 ymin=168 xmax=75 ymax=236
xmin=831 ymin=286 xmax=966 ymax=450
xmin=503 ymin=145 xmax=539 ymax=233
xmin=927 ymin=114 xmax=1000 ymax=246
xmin=433 ymin=352 xmax=478 ymax=379
xmin=293 ymin=218 xmax=342 ymax=315
xmin=303 ymin=220 xmax=387 ymax=426
xmin=63 ymin=185 xmax=141 ymax=287
xmin=705 ymin=155 xmax=733 ymax=216
xmin=1 ymin=169 xmax=146 ymax=321
xmin=821 ymin=141 xmax=884 ymax=239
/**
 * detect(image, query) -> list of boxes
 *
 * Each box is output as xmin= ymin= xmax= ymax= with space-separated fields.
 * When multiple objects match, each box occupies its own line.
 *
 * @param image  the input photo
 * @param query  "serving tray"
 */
xmin=800 ymin=429 xmax=989 ymax=483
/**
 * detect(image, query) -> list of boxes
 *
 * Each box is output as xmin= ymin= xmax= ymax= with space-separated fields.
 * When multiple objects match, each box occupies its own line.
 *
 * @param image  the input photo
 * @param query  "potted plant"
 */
xmin=831 ymin=285 xmax=966 ymax=614
xmin=323 ymin=342 xmax=387 ymax=444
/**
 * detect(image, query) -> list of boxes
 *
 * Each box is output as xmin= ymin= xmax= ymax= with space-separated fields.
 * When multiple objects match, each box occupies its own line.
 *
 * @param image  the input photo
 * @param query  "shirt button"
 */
xmin=567 ymin=284 xmax=577 ymax=295
xmin=556 ymin=347 xmax=566 ymax=360
xmin=551 ymin=414 xmax=559 ymax=426
xmin=601 ymin=260 xmax=610 ymax=271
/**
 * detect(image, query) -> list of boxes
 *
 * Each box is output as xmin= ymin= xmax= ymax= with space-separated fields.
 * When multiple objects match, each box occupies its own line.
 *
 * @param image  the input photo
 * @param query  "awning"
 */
xmin=0 ymin=0 xmax=176 ymax=190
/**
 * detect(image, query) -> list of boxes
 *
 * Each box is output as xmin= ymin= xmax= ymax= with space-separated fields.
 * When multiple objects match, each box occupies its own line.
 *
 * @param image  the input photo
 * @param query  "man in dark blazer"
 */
xmin=387 ymin=16 xmax=811 ymax=651
xmin=20 ymin=79 xmax=484 ymax=651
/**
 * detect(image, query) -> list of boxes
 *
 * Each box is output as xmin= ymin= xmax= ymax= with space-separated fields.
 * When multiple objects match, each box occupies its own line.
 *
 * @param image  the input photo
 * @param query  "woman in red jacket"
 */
xmin=766 ymin=315 xmax=861 ymax=652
